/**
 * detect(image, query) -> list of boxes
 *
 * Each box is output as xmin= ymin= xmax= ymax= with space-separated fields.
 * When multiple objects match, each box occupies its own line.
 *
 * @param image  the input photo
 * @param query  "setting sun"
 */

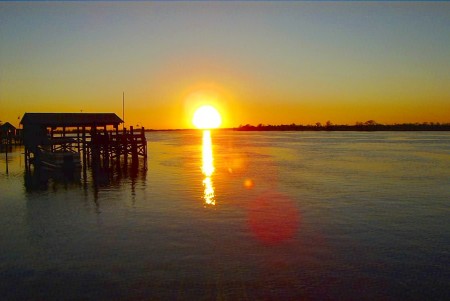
xmin=192 ymin=105 xmax=222 ymax=129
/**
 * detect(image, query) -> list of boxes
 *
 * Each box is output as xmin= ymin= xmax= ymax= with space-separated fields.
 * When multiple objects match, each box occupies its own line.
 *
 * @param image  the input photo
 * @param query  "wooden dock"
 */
xmin=20 ymin=113 xmax=147 ymax=172
xmin=87 ymin=125 xmax=147 ymax=170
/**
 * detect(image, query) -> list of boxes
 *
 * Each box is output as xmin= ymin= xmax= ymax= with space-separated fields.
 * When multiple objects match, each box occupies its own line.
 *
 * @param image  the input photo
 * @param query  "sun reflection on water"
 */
xmin=201 ymin=130 xmax=215 ymax=206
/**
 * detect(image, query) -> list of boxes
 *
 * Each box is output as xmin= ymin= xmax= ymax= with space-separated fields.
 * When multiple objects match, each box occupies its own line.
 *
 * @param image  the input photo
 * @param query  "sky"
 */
xmin=1 ymin=1 xmax=450 ymax=129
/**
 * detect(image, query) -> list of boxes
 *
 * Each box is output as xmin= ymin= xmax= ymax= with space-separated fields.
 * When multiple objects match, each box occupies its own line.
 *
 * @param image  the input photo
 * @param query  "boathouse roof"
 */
xmin=20 ymin=113 xmax=123 ymax=127
xmin=1 ymin=122 xmax=16 ymax=132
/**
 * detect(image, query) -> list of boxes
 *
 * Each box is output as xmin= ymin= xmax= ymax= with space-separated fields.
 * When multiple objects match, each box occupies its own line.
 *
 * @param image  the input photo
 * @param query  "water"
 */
xmin=1 ymin=131 xmax=449 ymax=300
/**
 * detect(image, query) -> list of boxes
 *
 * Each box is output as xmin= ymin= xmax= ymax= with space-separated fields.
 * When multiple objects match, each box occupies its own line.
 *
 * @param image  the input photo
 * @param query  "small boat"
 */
xmin=38 ymin=149 xmax=81 ymax=171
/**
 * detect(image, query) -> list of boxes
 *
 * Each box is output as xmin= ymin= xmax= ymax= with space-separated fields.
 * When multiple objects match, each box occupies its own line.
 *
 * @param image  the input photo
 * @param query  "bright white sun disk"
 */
xmin=193 ymin=105 xmax=222 ymax=129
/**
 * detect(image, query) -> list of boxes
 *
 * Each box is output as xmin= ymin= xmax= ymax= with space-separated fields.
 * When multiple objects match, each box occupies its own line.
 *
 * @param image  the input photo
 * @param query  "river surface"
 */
xmin=1 ymin=131 xmax=449 ymax=300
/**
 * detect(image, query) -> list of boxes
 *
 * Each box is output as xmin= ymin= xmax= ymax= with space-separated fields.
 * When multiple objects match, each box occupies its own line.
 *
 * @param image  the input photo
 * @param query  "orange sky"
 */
xmin=1 ymin=2 xmax=450 ymax=129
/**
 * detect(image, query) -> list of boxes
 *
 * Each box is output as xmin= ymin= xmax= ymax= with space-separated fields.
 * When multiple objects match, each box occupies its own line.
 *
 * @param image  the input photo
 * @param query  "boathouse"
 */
xmin=0 ymin=122 xmax=21 ymax=145
xmin=20 ymin=113 xmax=147 ymax=170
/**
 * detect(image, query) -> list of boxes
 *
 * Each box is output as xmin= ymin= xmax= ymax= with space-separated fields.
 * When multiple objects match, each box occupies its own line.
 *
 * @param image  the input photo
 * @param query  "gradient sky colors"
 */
xmin=1 ymin=1 xmax=450 ymax=129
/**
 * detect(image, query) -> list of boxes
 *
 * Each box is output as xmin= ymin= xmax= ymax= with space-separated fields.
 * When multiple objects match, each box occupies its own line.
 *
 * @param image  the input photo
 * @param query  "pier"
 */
xmin=20 ymin=113 xmax=147 ymax=172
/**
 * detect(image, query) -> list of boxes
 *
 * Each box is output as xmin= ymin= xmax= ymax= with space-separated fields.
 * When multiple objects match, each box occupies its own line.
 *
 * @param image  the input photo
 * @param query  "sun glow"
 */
xmin=193 ymin=105 xmax=222 ymax=129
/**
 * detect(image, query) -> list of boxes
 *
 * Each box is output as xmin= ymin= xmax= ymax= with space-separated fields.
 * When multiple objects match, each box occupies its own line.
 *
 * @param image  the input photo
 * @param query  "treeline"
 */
xmin=235 ymin=121 xmax=450 ymax=131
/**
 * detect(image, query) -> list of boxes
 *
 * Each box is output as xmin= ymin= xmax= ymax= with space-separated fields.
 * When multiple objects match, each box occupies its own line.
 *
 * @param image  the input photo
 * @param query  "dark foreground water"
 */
xmin=1 ymin=131 xmax=449 ymax=300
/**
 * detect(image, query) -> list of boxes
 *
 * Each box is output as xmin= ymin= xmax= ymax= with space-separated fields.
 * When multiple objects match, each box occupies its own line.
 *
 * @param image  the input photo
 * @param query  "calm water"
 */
xmin=1 ymin=131 xmax=449 ymax=300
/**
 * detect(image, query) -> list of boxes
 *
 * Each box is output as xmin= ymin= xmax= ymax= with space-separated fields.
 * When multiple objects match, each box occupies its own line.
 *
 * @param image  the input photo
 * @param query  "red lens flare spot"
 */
xmin=248 ymin=191 xmax=300 ymax=245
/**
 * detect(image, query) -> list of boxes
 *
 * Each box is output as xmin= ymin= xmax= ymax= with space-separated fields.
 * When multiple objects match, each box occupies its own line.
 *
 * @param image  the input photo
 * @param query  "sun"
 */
xmin=193 ymin=105 xmax=222 ymax=129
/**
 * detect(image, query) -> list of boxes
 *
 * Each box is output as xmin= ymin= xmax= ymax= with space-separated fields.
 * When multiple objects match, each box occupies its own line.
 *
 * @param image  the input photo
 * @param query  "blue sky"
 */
xmin=1 ymin=1 xmax=450 ymax=128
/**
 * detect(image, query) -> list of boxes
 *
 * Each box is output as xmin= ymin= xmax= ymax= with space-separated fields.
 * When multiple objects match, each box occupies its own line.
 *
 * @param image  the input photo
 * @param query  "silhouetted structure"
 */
xmin=0 ymin=122 xmax=22 ymax=145
xmin=20 ymin=113 xmax=147 ymax=172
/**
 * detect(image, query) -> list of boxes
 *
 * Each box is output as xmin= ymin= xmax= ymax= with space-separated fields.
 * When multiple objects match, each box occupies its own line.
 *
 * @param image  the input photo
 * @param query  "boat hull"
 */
xmin=39 ymin=151 xmax=81 ymax=171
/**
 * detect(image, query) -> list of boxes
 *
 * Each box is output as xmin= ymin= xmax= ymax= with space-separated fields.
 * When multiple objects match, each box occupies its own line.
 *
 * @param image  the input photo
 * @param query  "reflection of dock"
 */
xmin=20 ymin=113 xmax=147 ymax=172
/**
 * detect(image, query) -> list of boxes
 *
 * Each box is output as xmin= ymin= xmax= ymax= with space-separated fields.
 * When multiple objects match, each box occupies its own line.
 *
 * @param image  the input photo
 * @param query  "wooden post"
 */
xmin=123 ymin=127 xmax=127 ymax=166
xmin=103 ymin=126 xmax=109 ymax=168
xmin=131 ymin=126 xmax=138 ymax=163
xmin=87 ymin=143 xmax=91 ymax=167
xmin=51 ymin=127 xmax=54 ymax=152
xmin=141 ymin=127 xmax=147 ymax=158
xmin=82 ymin=127 xmax=87 ymax=169
xmin=5 ymin=132 xmax=8 ymax=174
xmin=77 ymin=126 xmax=80 ymax=153
xmin=24 ymin=147 xmax=28 ymax=172
xmin=92 ymin=126 xmax=99 ymax=167
xmin=115 ymin=125 xmax=120 ymax=168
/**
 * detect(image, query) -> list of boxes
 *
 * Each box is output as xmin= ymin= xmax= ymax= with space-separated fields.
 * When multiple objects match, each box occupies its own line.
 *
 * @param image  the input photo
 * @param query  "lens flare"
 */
xmin=248 ymin=191 xmax=300 ymax=245
xmin=244 ymin=178 xmax=254 ymax=189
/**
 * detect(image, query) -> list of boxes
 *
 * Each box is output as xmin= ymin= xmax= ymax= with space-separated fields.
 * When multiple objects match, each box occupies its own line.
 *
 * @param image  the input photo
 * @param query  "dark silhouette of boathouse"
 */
xmin=1 ymin=122 xmax=22 ymax=145
xmin=20 ymin=113 xmax=147 ymax=171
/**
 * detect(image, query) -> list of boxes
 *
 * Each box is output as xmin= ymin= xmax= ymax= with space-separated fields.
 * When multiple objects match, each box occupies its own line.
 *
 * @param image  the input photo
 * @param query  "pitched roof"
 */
xmin=20 ymin=113 xmax=123 ymax=127
xmin=0 ymin=122 xmax=16 ymax=130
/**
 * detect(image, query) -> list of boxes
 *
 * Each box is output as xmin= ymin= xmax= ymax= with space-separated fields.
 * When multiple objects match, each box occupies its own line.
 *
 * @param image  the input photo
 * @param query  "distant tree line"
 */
xmin=235 ymin=121 xmax=450 ymax=131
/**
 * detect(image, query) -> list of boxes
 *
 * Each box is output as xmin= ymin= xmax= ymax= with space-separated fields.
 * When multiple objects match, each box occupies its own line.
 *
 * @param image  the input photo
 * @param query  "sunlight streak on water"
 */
xmin=201 ymin=130 xmax=215 ymax=206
